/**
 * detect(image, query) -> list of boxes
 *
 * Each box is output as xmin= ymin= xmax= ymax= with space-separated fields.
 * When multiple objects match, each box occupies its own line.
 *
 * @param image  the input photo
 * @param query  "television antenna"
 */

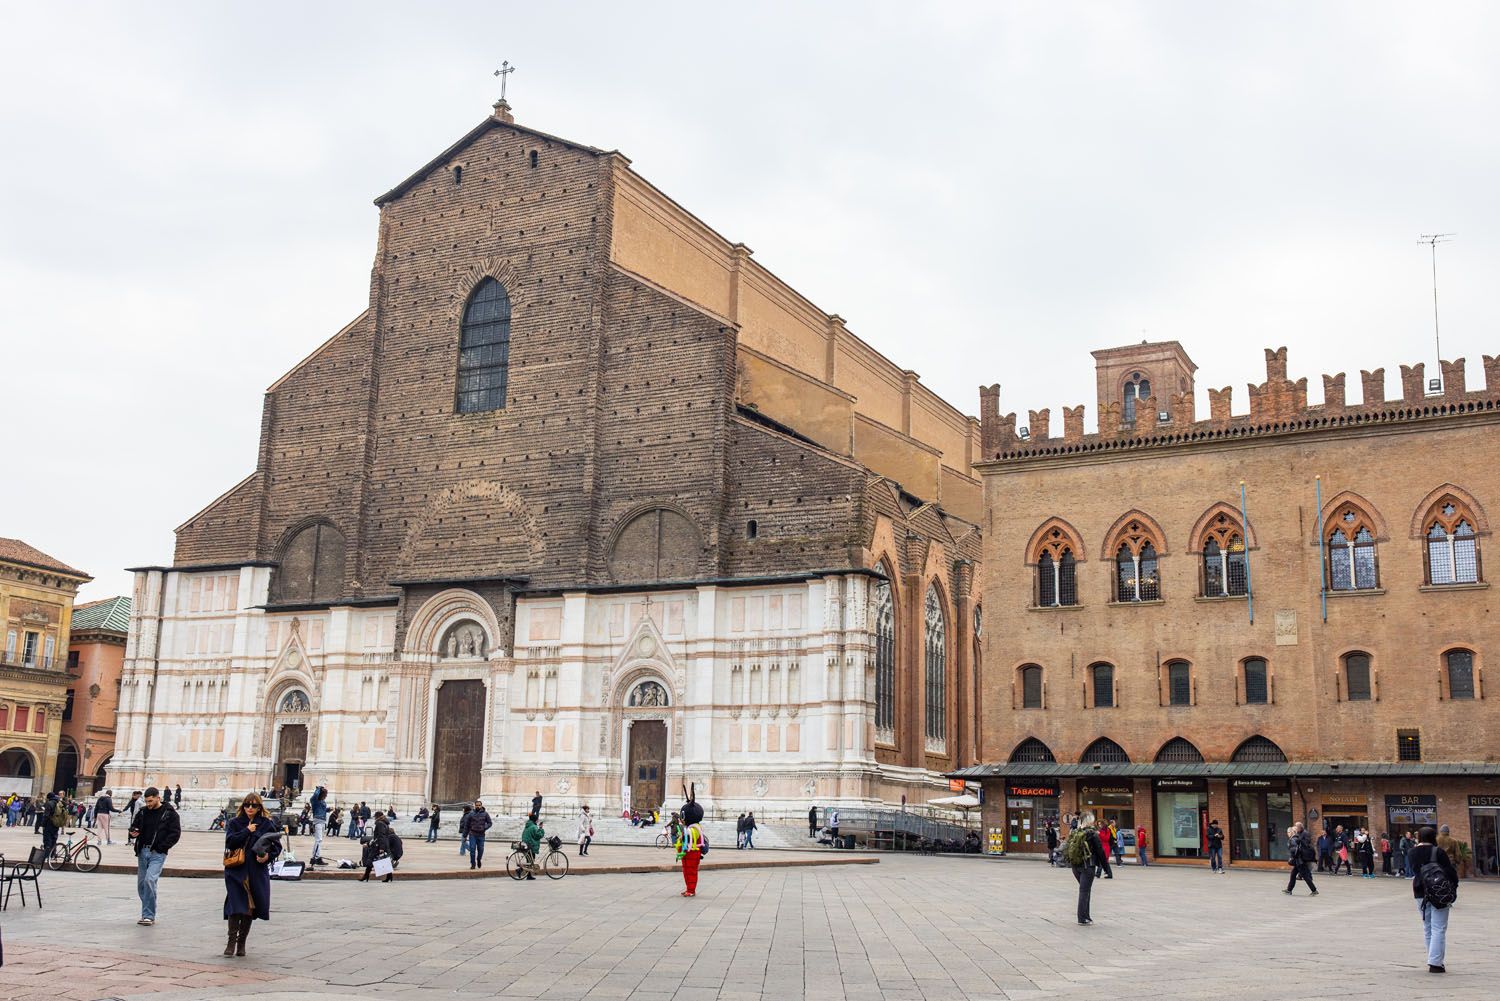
xmin=1418 ymin=233 xmax=1454 ymax=389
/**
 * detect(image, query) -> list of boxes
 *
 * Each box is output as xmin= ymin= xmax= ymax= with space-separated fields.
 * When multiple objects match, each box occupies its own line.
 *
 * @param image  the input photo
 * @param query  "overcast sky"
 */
xmin=3 ymin=1 xmax=1497 ymax=601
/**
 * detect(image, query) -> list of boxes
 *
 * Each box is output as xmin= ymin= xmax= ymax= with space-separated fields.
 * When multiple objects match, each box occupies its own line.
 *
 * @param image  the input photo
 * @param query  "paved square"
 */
xmin=0 ymin=854 xmax=1494 ymax=1000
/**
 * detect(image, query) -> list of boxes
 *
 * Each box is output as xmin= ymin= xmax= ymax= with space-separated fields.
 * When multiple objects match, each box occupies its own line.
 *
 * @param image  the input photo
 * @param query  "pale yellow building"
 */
xmin=0 ymin=538 xmax=91 ymax=796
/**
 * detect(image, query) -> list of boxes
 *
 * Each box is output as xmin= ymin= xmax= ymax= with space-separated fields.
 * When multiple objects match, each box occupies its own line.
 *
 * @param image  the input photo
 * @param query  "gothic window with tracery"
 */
xmin=1122 ymin=372 xmax=1152 ymax=424
xmin=456 ymin=278 xmax=512 ymax=413
xmin=1200 ymin=512 xmax=1248 ymax=597
xmin=1112 ymin=518 xmax=1162 ymax=602
xmin=1327 ymin=504 xmax=1379 ymax=591
xmin=1424 ymin=499 xmax=1481 ymax=585
xmin=1032 ymin=524 xmax=1079 ymax=607
xmin=873 ymin=578 xmax=895 ymax=739
xmin=924 ymin=587 xmax=947 ymax=746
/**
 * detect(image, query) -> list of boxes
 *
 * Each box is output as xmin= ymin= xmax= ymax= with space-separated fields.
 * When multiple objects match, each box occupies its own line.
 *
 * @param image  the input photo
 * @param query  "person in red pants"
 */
xmin=676 ymin=785 xmax=706 ymax=897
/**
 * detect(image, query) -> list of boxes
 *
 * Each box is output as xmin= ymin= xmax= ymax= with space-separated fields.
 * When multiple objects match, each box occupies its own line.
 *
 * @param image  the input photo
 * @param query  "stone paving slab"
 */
xmin=0 ymin=853 xmax=1496 ymax=1000
xmin=0 ymin=827 xmax=876 ymax=880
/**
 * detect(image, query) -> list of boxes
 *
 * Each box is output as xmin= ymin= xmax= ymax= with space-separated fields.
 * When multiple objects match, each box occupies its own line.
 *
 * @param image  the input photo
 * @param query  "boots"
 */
xmin=235 ymin=915 xmax=250 ymax=957
xmin=223 ymin=916 xmax=239 ymax=956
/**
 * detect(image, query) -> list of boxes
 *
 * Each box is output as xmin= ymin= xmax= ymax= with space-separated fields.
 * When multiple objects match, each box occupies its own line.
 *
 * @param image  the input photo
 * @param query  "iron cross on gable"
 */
xmin=494 ymin=60 xmax=516 ymax=101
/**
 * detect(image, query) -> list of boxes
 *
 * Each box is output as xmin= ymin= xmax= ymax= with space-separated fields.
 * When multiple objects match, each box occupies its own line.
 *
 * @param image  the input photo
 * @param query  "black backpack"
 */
xmin=1298 ymin=835 xmax=1316 ymax=863
xmin=1419 ymin=858 xmax=1457 ymax=908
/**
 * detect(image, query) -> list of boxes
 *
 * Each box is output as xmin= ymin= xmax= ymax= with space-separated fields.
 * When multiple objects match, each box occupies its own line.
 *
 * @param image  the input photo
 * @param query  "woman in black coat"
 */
xmin=360 ymin=811 xmax=395 ymax=883
xmin=223 ymin=793 xmax=282 ymax=957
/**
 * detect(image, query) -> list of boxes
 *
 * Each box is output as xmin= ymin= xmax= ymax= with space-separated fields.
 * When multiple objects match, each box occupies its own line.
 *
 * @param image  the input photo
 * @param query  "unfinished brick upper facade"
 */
xmin=112 ymin=105 xmax=982 ymax=816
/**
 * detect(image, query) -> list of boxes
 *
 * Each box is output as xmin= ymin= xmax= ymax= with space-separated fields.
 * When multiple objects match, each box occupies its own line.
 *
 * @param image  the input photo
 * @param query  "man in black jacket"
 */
xmin=127 ymin=787 xmax=181 ymax=926
xmin=1069 ymin=814 xmax=1109 ymax=925
xmin=531 ymin=790 xmax=543 ymax=820
xmin=1409 ymin=825 xmax=1458 ymax=972
xmin=808 ymin=804 xmax=818 ymax=838
xmin=1283 ymin=822 xmax=1318 ymax=895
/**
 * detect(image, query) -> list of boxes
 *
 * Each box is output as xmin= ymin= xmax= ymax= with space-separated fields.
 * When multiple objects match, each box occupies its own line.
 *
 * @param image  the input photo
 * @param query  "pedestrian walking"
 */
xmin=458 ymin=805 xmax=472 ymax=856
xmin=1063 ymin=813 xmax=1108 ymax=925
xmin=1380 ymin=832 xmax=1393 ymax=875
xmin=735 ymin=813 xmax=746 ymax=849
xmin=1397 ymin=831 xmax=1414 ymax=877
xmin=1409 ymin=825 xmax=1458 ymax=973
xmin=675 ymin=785 xmax=705 ymax=897
xmin=1316 ymin=829 xmax=1332 ymax=872
xmin=1135 ymin=824 xmax=1149 ymax=865
xmin=222 ymin=793 xmax=281 ymax=956
xmin=465 ymin=800 xmax=493 ymax=869
xmin=173 ymin=784 xmax=182 ymax=808
xmin=808 ymin=804 xmax=818 ymax=838
xmin=1356 ymin=830 xmax=1376 ymax=877
xmin=359 ymin=802 xmax=371 ymax=836
xmin=307 ymin=785 xmax=329 ymax=864
xmin=1207 ymin=818 xmax=1225 ymax=872
xmin=94 ymin=789 xmax=117 ymax=845
xmin=359 ymin=812 xmax=395 ymax=883
xmin=127 ymin=787 xmax=181 ymax=926
xmin=531 ymin=790 xmax=543 ymax=820
xmin=1283 ymin=822 xmax=1318 ymax=896
xmin=577 ymin=804 xmax=593 ymax=856
xmin=744 ymin=812 xmax=757 ymax=849
xmin=427 ymin=804 xmax=441 ymax=843
xmin=1045 ymin=821 xmax=1059 ymax=865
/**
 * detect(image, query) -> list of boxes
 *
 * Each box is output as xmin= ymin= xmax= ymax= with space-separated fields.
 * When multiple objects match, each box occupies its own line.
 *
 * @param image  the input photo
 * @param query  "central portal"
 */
xmin=628 ymin=719 xmax=666 ymax=812
xmin=431 ymin=680 xmax=485 ymax=804
xmin=274 ymin=724 xmax=308 ymax=793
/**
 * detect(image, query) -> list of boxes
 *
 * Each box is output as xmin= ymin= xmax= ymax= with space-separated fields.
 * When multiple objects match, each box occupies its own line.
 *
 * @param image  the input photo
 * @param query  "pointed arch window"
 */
xmin=1425 ymin=500 xmax=1481 ymax=585
xmin=1200 ymin=512 xmax=1248 ymax=597
xmin=923 ymin=587 xmax=947 ymax=747
xmin=1155 ymin=737 xmax=1204 ymax=764
xmin=1231 ymin=735 xmax=1287 ymax=763
xmin=1327 ymin=504 xmax=1378 ymax=591
xmin=1009 ymin=737 xmax=1055 ymax=763
xmin=873 ymin=578 xmax=895 ymax=740
xmin=1033 ymin=525 xmax=1079 ymax=607
xmin=1111 ymin=518 xmax=1163 ymax=602
xmin=1122 ymin=372 xmax=1152 ymax=424
xmin=1081 ymin=737 xmax=1129 ymax=763
xmin=456 ymin=277 xmax=512 ymax=413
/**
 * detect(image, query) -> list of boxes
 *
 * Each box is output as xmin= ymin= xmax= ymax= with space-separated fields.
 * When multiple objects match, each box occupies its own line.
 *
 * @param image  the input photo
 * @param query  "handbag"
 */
xmin=372 ymin=854 xmax=394 ymax=877
xmin=223 ymin=847 xmax=246 ymax=868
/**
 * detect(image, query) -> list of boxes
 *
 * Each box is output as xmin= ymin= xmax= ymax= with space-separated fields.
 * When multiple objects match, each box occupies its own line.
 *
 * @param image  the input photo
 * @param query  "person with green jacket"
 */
xmin=520 ymin=813 xmax=545 ymax=880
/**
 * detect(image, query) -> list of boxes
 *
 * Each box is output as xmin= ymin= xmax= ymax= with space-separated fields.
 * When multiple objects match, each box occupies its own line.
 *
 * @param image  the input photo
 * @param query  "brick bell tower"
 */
xmin=1090 ymin=340 xmax=1197 ymax=426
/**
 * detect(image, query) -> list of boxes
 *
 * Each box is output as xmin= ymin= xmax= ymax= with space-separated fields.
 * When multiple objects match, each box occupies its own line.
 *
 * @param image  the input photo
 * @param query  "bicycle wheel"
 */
xmin=73 ymin=844 xmax=102 ymax=873
xmin=545 ymin=850 xmax=569 ymax=879
xmin=507 ymin=850 xmax=529 ymax=880
xmin=45 ymin=844 xmax=68 ymax=871
xmin=656 ymin=832 xmax=669 ymax=849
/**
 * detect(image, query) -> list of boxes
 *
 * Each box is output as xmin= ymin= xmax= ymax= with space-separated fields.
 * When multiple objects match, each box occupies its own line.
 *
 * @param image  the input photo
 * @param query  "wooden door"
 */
xmin=628 ymin=720 xmax=667 ymax=812
xmin=431 ymin=680 xmax=485 ymax=804
xmin=274 ymin=724 xmax=308 ymax=793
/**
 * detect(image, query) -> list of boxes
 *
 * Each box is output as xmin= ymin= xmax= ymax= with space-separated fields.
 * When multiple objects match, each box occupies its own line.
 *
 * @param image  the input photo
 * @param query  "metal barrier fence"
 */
xmin=828 ymin=808 xmax=978 ymax=851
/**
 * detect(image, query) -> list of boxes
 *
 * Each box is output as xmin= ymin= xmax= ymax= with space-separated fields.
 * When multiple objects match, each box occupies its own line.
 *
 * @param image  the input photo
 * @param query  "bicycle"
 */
xmin=507 ymin=836 xmax=568 ymax=879
xmin=655 ymin=832 xmax=671 ymax=849
xmin=47 ymin=828 xmax=103 ymax=873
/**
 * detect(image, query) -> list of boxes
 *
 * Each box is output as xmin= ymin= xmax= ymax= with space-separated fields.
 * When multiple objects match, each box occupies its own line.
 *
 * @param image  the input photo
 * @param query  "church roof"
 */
xmin=70 ymin=595 xmax=131 ymax=635
xmin=0 ymin=537 xmax=90 ymax=579
xmin=373 ymin=115 xmax=617 ymax=207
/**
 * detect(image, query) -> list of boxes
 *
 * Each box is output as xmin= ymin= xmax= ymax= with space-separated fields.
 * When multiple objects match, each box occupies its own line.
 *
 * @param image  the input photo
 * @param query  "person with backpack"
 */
xmin=1283 ymin=822 xmax=1318 ymax=895
xmin=1206 ymin=819 xmax=1225 ymax=872
xmin=42 ymin=792 xmax=68 ymax=857
xmin=1064 ymin=814 xmax=1108 ymax=924
xmin=1409 ymin=825 xmax=1458 ymax=973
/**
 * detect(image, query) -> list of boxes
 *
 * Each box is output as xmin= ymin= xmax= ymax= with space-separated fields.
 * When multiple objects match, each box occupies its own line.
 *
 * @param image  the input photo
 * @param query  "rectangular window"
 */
xmin=1243 ymin=659 xmax=1268 ymax=704
xmin=1448 ymin=650 xmax=1476 ymax=700
xmin=1397 ymin=729 xmax=1421 ymax=761
xmin=4 ymin=630 xmax=14 ymax=662
xmin=67 ymin=650 xmax=80 ymax=672
xmin=43 ymin=636 xmax=55 ymax=669
xmin=1345 ymin=654 xmax=1372 ymax=700
xmin=14 ymin=707 xmax=28 ymax=732
xmin=1168 ymin=663 xmax=1192 ymax=706
xmin=21 ymin=632 xmax=38 ymax=666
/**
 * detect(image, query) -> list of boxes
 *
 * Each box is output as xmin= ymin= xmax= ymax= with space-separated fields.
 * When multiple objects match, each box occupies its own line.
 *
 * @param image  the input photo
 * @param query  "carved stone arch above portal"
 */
xmin=405 ymin=588 xmax=505 ymax=661
xmin=397 ymin=481 xmax=543 ymax=581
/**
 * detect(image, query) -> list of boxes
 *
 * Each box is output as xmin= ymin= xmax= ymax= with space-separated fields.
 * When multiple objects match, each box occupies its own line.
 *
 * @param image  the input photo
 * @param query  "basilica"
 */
xmin=109 ymin=98 xmax=983 ymax=819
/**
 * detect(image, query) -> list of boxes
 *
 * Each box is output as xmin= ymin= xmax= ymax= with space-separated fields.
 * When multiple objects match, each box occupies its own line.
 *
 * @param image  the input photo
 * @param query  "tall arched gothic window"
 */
xmin=1424 ymin=499 xmax=1481 ymax=585
xmin=923 ymin=586 xmax=946 ymax=749
xmin=1111 ymin=517 xmax=1163 ymax=602
xmin=1327 ymin=503 xmax=1379 ymax=591
xmin=873 ymin=578 xmax=895 ymax=741
xmin=1200 ymin=511 xmax=1248 ymax=597
xmin=456 ymin=278 xmax=512 ymax=413
xmin=1032 ymin=523 xmax=1080 ymax=607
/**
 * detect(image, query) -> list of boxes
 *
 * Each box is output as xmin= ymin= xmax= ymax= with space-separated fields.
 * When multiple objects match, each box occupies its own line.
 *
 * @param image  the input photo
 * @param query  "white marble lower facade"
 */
xmin=109 ymin=566 xmax=949 ymax=820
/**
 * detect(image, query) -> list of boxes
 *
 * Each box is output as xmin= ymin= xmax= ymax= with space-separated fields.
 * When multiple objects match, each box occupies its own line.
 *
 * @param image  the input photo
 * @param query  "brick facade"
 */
xmin=967 ymin=343 xmax=1500 ymax=872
